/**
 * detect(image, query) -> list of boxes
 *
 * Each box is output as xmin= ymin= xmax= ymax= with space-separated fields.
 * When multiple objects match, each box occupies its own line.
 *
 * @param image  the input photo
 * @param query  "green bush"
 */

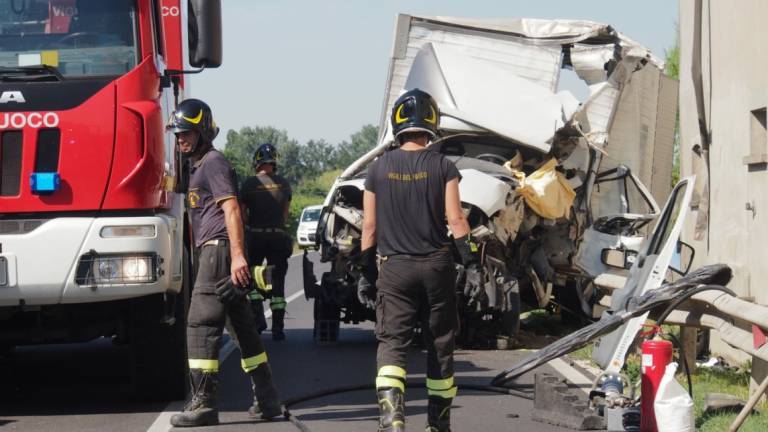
xmin=285 ymin=169 xmax=343 ymax=244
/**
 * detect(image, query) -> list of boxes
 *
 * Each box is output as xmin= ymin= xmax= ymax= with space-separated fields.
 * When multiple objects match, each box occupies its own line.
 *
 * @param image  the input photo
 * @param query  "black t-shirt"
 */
xmin=187 ymin=150 xmax=238 ymax=247
xmin=240 ymin=173 xmax=292 ymax=228
xmin=364 ymin=148 xmax=460 ymax=256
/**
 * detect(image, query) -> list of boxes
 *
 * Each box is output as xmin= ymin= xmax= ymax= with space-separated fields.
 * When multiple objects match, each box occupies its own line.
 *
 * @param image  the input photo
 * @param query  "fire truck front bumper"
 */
xmin=0 ymin=215 xmax=182 ymax=307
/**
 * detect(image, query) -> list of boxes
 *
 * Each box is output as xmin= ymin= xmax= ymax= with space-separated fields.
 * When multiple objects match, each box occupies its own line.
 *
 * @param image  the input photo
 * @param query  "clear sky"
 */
xmin=189 ymin=0 xmax=678 ymax=146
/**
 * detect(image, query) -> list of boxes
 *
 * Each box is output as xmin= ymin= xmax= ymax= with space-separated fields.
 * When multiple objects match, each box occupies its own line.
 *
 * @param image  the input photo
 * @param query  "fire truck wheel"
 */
xmin=129 ymin=248 xmax=191 ymax=400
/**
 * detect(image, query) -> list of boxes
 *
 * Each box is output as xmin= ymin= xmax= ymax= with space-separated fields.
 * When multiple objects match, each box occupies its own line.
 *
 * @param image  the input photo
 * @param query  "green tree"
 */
xmin=278 ymin=140 xmax=305 ymax=185
xmin=222 ymin=126 xmax=300 ymax=183
xmin=666 ymin=31 xmax=680 ymax=187
xmin=302 ymin=139 xmax=337 ymax=179
xmin=335 ymin=124 xmax=380 ymax=168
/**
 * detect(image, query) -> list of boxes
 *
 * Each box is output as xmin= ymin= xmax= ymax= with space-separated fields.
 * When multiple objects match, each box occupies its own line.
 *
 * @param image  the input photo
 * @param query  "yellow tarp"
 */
xmin=517 ymin=158 xmax=576 ymax=220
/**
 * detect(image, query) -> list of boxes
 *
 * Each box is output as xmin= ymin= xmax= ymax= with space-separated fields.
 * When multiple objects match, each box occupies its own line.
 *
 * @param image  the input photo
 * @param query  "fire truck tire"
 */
xmin=0 ymin=344 xmax=13 ymax=357
xmin=129 ymin=248 xmax=191 ymax=400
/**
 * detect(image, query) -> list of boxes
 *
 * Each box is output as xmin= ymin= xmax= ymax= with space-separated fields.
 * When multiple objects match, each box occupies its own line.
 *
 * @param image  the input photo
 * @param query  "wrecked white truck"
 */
xmin=304 ymin=16 xmax=678 ymax=346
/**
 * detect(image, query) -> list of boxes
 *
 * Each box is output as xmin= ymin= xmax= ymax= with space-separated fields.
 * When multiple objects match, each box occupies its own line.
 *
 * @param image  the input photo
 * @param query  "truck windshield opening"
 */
xmin=0 ymin=0 xmax=138 ymax=78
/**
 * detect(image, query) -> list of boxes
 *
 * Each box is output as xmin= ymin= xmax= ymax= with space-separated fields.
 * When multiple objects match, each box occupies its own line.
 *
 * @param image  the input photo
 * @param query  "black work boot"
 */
xmin=170 ymin=370 xmax=219 ymax=427
xmin=425 ymin=396 xmax=452 ymax=432
xmin=247 ymin=363 xmax=282 ymax=420
xmin=271 ymin=310 xmax=286 ymax=341
xmin=377 ymin=387 xmax=405 ymax=432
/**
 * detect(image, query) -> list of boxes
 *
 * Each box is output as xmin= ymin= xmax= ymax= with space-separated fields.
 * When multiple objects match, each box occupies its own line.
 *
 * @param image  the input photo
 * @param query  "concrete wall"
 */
xmin=679 ymin=0 xmax=768 ymax=371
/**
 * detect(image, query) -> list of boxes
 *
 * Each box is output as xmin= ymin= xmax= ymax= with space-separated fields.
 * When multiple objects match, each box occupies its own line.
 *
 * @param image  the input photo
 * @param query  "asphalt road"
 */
xmin=0 ymin=252 xmax=588 ymax=432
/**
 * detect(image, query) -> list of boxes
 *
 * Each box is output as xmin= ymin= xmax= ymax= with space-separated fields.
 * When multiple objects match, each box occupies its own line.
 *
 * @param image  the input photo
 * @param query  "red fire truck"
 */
xmin=0 ymin=0 xmax=221 ymax=399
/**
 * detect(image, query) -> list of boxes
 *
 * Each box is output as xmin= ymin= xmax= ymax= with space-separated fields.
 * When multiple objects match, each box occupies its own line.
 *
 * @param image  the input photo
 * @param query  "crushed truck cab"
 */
xmin=309 ymin=16 xmax=678 ymax=347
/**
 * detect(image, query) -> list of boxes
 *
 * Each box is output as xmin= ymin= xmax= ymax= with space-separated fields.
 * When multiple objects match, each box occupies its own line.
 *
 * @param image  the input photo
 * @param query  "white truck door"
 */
xmin=574 ymin=164 xmax=661 ymax=278
xmin=592 ymin=177 xmax=696 ymax=372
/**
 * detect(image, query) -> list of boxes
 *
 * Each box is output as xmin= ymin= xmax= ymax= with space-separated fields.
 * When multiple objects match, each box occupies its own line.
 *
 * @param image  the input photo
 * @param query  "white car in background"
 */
xmin=296 ymin=205 xmax=323 ymax=248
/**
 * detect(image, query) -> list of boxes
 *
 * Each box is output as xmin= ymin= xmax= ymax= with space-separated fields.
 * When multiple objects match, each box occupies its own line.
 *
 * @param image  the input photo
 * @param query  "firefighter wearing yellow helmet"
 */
xmin=166 ymin=99 xmax=282 ymax=427
xmin=240 ymin=143 xmax=293 ymax=341
xmin=358 ymin=89 xmax=480 ymax=432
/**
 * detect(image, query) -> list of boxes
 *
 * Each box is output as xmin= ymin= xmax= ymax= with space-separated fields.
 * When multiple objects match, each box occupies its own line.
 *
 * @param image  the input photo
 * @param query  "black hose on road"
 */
xmin=280 ymin=282 xmax=738 ymax=431
xmin=281 ymin=381 xmax=533 ymax=432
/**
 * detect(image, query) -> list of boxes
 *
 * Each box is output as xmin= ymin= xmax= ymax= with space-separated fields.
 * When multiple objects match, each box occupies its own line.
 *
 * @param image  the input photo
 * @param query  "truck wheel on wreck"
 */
xmin=498 ymin=287 xmax=521 ymax=349
xmin=313 ymin=296 xmax=340 ymax=343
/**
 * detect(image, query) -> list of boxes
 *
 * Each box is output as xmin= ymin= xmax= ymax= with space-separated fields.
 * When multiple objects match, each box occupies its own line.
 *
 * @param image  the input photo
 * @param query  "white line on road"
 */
xmin=146 ymin=286 xmax=306 ymax=432
xmin=146 ymin=401 xmax=185 ymax=432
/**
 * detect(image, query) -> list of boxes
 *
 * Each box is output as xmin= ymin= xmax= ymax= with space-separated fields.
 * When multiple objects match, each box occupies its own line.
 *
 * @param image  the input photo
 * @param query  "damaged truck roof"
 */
xmin=343 ymin=16 xmax=672 ymax=184
xmin=399 ymin=17 xmax=664 ymax=152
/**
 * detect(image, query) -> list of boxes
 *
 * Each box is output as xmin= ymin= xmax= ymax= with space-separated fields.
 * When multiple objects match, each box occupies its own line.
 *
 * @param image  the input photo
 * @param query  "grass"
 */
xmin=692 ymin=366 xmax=768 ymax=432
xmin=523 ymin=312 xmax=768 ymax=430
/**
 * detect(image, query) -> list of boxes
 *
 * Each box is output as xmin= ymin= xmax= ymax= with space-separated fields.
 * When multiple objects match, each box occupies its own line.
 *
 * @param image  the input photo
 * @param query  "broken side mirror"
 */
xmin=669 ymin=241 xmax=695 ymax=276
xmin=188 ymin=0 xmax=222 ymax=68
xmin=601 ymin=248 xmax=638 ymax=270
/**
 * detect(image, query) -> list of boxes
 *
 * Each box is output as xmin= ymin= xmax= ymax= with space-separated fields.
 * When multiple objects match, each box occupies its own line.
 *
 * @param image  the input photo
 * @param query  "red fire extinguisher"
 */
xmin=641 ymin=336 xmax=673 ymax=432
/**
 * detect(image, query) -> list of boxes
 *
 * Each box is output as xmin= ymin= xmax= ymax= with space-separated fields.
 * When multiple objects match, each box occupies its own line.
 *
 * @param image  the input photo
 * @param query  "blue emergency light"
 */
xmin=30 ymin=172 xmax=61 ymax=194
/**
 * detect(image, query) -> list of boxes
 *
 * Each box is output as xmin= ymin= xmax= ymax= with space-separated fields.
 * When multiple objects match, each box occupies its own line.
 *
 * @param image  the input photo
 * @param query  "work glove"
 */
xmin=217 ymin=265 xmax=274 ymax=305
xmin=356 ymin=247 xmax=379 ymax=310
xmin=251 ymin=264 xmax=274 ymax=296
xmin=215 ymin=276 xmax=251 ymax=305
xmin=463 ymin=263 xmax=485 ymax=306
xmin=454 ymin=234 xmax=479 ymax=267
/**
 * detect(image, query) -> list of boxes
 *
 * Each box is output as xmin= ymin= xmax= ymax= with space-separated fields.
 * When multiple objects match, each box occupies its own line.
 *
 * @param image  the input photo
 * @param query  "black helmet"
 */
xmin=253 ymin=143 xmax=279 ymax=169
xmin=167 ymin=98 xmax=219 ymax=142
xmin=390 ymin=89 xmax=439 ymax=142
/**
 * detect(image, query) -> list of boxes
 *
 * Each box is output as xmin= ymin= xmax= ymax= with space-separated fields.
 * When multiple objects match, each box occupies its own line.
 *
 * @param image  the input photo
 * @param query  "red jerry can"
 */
xmin=640 ymin=338 xmax=673 ymax=432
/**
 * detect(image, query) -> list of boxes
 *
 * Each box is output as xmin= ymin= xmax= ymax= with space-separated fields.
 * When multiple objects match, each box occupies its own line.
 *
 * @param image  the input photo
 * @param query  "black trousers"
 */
xmin=246 ymin=231 xmax=291 ymax=311
xmin=187 ymin=242 xmax=269 ymax=373
xmin=375 ymin=250 xmax=458 ymax=381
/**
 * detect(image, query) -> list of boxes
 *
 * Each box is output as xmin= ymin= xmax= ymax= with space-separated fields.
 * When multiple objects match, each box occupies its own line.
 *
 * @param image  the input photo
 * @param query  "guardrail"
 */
xmin=663 ymin=290 xmax=768 ymax=432
xmin=664 ymin=290 xmax=768 ymax=364
xmin=595 ymin=275 xmax=768 ymax=432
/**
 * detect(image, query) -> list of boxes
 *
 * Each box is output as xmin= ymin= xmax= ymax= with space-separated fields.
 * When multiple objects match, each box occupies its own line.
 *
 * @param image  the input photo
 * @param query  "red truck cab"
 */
xmin=0 ymin=0 xmax=222 ymax=399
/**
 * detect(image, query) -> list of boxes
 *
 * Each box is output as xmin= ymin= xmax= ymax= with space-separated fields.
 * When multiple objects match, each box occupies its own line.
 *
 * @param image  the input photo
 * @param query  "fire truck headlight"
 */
xmin=100 ymin=225 xmax=156 ymax=238
xmin=96 ymin=258 xmax=120 ymax=281
xmin=122 ymin=256 xmax=151 ymax=281
xmin=78 ymin=253 xmax=160 ymax=285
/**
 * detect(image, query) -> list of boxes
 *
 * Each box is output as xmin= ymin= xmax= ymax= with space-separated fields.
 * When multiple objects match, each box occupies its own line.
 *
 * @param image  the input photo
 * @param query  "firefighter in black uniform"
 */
xmin=240 ymin=143 xmax=293 ymax=341
xmin=167 ymin=99 xmax=282 ymax=427
xmin=358 ymin=89 xmax=482 ymax=432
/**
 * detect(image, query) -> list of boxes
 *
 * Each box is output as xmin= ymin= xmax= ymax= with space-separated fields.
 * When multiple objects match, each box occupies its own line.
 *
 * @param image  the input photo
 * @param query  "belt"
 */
xmin=202 ymin=239 xmax=229 ymax=247
xmin=249 ymin=227 xmax=284 ymax=233
xmin=382 ymin=246 xmax=451 ymax=260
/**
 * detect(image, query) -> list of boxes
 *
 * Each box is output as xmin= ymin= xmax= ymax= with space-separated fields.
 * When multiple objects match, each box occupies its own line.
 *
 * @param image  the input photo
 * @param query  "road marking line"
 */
xmin=146 ymin=287 xmax=307 ymax=432
xmin=547 ymin=357 xmax=594 ymax=395
xmin=146 ymin=401 xmax=184 ymax=432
